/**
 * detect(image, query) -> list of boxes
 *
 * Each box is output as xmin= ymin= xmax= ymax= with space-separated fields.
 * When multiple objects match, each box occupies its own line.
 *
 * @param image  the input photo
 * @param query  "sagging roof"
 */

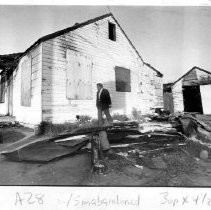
xmin=172 ymin=66 xmax=211 ymax=86
xmin=0 ymin=53 xmax=23 ymax=74
xmin=0 ymin=13 xmax=163 ymax=77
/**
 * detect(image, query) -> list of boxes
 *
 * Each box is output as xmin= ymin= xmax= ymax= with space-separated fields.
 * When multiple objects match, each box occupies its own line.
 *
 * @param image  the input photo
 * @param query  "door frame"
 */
xmin=7 ymin=74 xmax=13 ymax=116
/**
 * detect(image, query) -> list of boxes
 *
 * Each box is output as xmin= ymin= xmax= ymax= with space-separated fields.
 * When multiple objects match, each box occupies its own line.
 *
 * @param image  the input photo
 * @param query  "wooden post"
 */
xmin=99 ymin=130 xmax=110 ymax=151
xmin=91 ymin=131 xmax=107 ymax=174
xmin=91 ymin=134 xmax=100 ymax=167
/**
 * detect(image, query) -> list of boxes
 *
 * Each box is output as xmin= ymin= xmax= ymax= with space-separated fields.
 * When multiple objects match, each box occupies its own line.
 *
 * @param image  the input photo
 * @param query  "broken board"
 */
xmin=1 ymin=139 xmax=89 ymax=162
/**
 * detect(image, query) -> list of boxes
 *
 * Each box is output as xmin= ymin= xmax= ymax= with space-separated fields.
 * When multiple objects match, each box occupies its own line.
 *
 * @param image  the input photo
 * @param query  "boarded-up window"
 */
xmin=0 ymin=76 xmax=5 ymax=103
xmin=66 ymin=50 xmax=93 ymax=100
xmin=21 ymin=56 xmax=32 ymax=106
xmin=115 ymin=66 xmax=131 ymax=92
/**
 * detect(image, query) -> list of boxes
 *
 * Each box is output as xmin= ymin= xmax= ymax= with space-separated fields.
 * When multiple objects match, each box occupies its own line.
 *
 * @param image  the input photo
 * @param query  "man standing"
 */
xmin=96 ymin=83 xmax=113 ymax=126
xmin=96 ymin=83 xmax=113 ymax=153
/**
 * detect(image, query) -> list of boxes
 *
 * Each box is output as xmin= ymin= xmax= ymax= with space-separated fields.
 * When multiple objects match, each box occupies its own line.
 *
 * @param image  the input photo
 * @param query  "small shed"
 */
xmin=0 ymin=13 xmax=163 ymax=127
xmin=164 ymin=66 xmax=211 ymax=114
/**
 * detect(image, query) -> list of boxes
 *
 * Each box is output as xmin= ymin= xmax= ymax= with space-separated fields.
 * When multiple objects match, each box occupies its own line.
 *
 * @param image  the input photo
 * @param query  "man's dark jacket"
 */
xmin=96 ymin=88 xmax=112 ymax=110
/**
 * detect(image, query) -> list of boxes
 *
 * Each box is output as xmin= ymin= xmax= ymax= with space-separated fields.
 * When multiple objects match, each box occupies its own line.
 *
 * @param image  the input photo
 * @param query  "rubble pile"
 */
xmin=1 ymin=111 xmax=211 ymax=186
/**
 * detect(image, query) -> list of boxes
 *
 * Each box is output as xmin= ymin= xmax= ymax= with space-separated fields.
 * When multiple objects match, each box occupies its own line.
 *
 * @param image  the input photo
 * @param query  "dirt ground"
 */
xmin=0 ymin=115 xmax=211 ymax=186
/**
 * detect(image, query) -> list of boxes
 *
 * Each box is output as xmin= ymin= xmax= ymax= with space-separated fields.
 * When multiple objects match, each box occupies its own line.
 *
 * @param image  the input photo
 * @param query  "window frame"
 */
xmin=115 ymin=66 xmax=131 ymax=92
xmin=108 ymin=22 xmax=116 ymax=41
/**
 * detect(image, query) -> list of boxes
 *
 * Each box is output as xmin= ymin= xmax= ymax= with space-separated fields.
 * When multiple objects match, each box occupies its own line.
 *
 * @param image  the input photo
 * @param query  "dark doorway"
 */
xmin=183 ymin=85 xmax=203 ymax=114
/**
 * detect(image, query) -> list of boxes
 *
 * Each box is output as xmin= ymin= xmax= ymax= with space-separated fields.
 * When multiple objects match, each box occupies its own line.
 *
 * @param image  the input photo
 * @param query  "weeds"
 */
xmin=38 ymin=115 xmax=98 ymax=136
xmin=132 ymin=108 xmax=139 ymax=120
xmin=76 ymin=115 xmax=92 ymax=124
xmin=131 ymin=108 xmax=148 ymax=122
xmin=112 ymin=113 xmax=129 ymax=122
xmin=38 ymin=121 xmax=78 ymax=136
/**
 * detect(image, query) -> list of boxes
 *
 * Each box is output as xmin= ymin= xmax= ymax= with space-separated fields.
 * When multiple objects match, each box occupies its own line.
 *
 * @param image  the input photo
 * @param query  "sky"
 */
xmin=1 ymin=5 xmax=211 ymax=82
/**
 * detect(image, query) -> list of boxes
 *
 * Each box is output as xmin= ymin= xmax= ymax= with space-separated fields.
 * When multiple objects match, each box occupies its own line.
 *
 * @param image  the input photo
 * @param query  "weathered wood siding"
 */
xmin=182 ymin=69 xmax=198 ymax=86
xmin=0 ymin=75 xmax=8 ymax=115
xmin=182 ymin=68 xmax=211 ymax=86
xmin=163 ymin=92 xmax=174 ymax=113
xmin=66 ymin=50 xmax=93 ymax=100
xmin=21 ymin=56 xmax=32 ymax=106
xmin=8 ymin=75 xmax=13 ymax=115
xmin=171 ymin=68 xmax=211 ymax=113
xmin=41 ymin=17 xmax=163 ymax=123
xmin=13 ymin=44 xmax=42 ymax=126
xmin=196 ymin=70 xmax=211 ymax=114
xmin=200 ymin=84 xmax=211 ymax=114
xmin=172 ymin=80 xmax=184 ymax=112
xmin=196 ymin=70 xmax=211 ymax=85
xmin=137 ymin=64 xmax=163 ymax=113
xmin=154 ymin=76 xmax=163 ymax=108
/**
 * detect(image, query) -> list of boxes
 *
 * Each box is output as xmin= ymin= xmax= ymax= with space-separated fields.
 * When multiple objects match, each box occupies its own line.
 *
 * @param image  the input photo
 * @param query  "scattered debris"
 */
xmin=116 ymin=152 xmax=129 ymax=157
xmin=92 ymin=160 xmax=107 ymax=175
xmin=151 ymin=157 xmax=167 ymax=169
xmin=134 ymin=164 xmax=143 ymax=169
xmin=138 ymin=121 xmax=177 ymax=133
xmin=138 ymin=145 xmax=181 ymax=155
xmin=183 ymin=115 xmax=211 ymax=132
xmin=1 ymin=138 xmax=88 ymax=162
xmin=111 ymin=142 xmax=145 ymax=148
xmin=1 ymin=112 xmax=211 ymax=188
xmin=150 ymin=108 xmax=170 ymax=121
xmin=200 ymin=150 xmax=209 ymax=160
xmin=54 ymin=135 xmax=87 ymax=142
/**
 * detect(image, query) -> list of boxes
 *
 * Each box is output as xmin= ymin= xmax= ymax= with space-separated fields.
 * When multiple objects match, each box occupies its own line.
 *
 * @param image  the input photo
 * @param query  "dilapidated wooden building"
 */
xmin=164 ymin=66 xmax=211 ymax=114
xmin=0 ymin=13 xmax=163 ymax=127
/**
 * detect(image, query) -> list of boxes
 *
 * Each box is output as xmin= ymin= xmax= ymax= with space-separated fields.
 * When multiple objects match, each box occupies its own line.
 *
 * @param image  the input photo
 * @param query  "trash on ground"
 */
xmin=1 ymin=138 xmax=88 ymax=162
xmin=200 ymin=150 xmax=209 ymax=160
xmin=54 ymin=135 xmax=88 ymax=142
xmin=116 ymin=152 xmax=129 ymax=157
xmin=1 ymin=112 xmax=211 ymax=184
xmin=134 ymin=164 xmax=143 ymax=169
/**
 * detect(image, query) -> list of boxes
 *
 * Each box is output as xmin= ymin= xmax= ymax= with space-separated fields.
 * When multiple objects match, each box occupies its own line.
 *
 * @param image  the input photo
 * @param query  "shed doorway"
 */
xmin=182 ymin=85 xmax=203 ymax=114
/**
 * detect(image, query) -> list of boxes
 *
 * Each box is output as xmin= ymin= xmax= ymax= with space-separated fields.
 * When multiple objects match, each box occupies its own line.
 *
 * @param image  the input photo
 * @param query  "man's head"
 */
xmin=97 ymin=83 xmax=103 ymax=91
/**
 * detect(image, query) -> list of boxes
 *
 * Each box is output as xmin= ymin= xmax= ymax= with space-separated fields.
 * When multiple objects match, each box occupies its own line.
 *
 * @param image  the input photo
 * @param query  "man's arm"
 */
xmin=105 ymin=89 xmax=112 ymax=106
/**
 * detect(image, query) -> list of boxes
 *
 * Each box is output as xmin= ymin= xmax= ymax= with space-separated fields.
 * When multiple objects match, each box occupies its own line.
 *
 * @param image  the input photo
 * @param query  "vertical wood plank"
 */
xmin=21 ymin=56 xmax=32 ymax=106
xmin=66 ymin=50 xmax=93 ymax=100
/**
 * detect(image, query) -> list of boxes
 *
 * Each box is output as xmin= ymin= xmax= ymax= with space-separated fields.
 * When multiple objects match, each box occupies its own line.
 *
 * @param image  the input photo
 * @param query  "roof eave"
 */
xmin=144 ymin=62 xmax=163 ymax=77
xmin=18 ymin=13 xmax=113 ymax=61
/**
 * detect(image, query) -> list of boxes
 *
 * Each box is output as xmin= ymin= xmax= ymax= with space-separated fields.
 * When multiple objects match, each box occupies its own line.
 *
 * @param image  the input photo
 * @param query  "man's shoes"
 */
xmin=103 ymin=149 xmax=115 ymax=155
